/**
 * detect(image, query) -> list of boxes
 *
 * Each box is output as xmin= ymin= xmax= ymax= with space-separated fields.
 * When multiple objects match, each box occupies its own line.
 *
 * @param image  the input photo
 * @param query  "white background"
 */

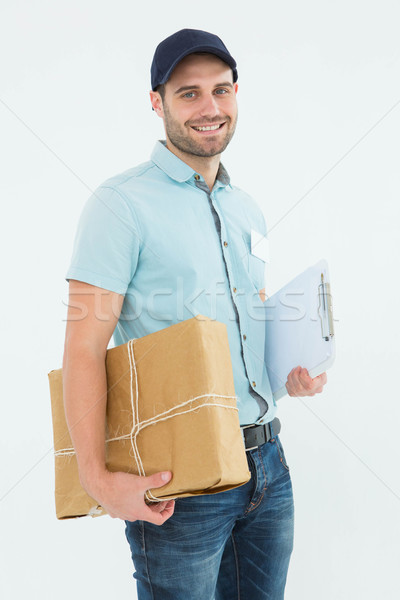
xmin=1 ymin=1 xmax=399 ymax=598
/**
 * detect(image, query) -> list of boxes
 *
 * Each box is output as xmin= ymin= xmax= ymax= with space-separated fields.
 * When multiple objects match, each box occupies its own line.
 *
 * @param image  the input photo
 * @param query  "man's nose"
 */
xmin=198 ymin=93 xmax=220 ymax=119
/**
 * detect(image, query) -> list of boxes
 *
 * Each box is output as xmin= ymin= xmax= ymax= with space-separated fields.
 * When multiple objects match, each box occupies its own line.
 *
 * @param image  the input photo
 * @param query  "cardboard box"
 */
xmin=48 ymin=316 xmax=251 ymax=519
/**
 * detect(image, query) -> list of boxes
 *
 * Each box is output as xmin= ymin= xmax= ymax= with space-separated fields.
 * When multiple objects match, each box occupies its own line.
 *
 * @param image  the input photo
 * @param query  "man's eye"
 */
xmin=215 ymin=88 xmax=228 ymax=94
xmin=183 ymin=92 xmax=196 ymax=98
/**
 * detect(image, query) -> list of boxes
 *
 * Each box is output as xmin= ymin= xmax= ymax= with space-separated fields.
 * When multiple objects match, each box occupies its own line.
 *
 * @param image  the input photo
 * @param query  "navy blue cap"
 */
xmin=151 ymin=28 xmax=238 ymax=91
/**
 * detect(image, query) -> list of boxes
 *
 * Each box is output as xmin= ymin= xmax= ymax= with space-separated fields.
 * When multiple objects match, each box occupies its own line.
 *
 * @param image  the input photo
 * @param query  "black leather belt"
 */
xmin=241 ymin=417 xmax=281 ymax=451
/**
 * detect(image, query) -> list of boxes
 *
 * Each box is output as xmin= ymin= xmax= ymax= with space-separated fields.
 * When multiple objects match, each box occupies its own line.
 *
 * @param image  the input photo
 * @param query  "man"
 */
xmin=63 ymin=29 xmax=327 ymax=599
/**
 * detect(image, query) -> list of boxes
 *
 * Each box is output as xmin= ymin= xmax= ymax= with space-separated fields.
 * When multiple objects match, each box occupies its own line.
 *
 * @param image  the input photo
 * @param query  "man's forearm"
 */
xmin=62 ymin=345 xmax=108 ymax=494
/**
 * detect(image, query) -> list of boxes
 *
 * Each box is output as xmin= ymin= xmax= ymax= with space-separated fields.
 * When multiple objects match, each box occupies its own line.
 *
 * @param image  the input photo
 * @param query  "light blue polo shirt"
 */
xmin=66 ymin=140 xmax=277 ymax=426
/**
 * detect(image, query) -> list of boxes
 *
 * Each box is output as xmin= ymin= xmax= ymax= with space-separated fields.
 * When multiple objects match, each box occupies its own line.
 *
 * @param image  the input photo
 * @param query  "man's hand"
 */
xmin=285 ymin=366 xmax=327 ymax=397
xmin=87 ymin=469 xmax=175 ymax=524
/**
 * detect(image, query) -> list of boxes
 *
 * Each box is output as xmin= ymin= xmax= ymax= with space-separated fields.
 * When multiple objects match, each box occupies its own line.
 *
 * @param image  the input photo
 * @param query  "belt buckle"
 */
xmin=241 ymin=423 xmax=260 ymax=452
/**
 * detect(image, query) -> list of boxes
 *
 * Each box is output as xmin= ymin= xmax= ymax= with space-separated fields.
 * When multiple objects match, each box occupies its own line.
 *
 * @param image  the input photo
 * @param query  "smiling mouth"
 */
xmin=190 ymin=122 xmax=226 ymax=132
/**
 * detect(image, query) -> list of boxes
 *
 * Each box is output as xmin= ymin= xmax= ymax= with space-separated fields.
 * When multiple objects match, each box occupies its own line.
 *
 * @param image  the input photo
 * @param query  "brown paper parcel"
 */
xmin=48 ymin=315 xmax=251 ymax=519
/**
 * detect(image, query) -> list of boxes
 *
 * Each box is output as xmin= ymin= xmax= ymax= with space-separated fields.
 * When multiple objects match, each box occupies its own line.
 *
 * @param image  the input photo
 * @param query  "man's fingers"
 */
xmin=286 ymin=366 xmax=327 ymax=397
xmin=316 ymin=372 xmax=327 ymax=385
xmin=149 ymin=499 xmax=175 ymax=514
xmin=143 ymin=500 xmax=175 ymax=525
xmin=286 ymin=366 xmax=327 ymax=396
xmin=143 ymin=508 xmax=166 ymax=526
xmin=298 ymin=367 xmax=313 ymax=389
xmin=149 ymin=500 xmax=168 ymax=513
xmin=307 ymin=372 xmax=327 ymax=394
xmin=163 ymin=500 xmax=175 ymax=519
xmin=286 ymin=366 xmax=300 ymax=394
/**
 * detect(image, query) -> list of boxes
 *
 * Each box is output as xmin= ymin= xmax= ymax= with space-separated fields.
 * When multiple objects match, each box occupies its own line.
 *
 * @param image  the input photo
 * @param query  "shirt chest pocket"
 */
xmin=240 ymin=232 xmax=267 ymax=291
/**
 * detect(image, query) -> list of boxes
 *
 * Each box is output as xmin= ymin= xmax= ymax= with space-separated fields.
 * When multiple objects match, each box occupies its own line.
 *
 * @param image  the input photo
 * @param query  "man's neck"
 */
xmin=165 ymin=140 xmax=221 ymax=192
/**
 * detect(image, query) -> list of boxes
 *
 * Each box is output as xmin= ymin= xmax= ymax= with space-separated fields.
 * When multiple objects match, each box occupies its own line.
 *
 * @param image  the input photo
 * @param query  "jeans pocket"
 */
xmin=274 ymin=435 xmax=290 ymax=471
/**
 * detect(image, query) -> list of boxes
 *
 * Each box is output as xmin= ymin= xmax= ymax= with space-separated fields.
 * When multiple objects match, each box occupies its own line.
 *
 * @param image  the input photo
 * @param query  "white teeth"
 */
xmin=193 ymin=124 xmax=221 ymax=131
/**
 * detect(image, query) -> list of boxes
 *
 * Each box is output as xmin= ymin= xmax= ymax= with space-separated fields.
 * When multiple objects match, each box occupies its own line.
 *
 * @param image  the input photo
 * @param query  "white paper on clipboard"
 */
xmin=263 ymin=259 xmax=335 ymax=401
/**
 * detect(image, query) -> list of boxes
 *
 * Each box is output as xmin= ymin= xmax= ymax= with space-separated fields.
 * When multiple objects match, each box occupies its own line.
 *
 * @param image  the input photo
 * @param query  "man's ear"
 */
xmin=149 ymin=90 xmax=163 ymax=116
xmin=234 ymin=83 xmax=238 ymax=95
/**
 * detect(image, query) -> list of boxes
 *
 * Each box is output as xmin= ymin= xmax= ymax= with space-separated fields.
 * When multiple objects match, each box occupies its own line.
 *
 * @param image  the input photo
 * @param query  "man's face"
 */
xmin=158 ymin=54 xmax=238 ymax=158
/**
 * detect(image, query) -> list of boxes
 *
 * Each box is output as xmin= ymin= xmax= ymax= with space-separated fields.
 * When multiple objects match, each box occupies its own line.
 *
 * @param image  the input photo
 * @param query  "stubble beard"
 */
xmin=162 ymin=102 xmax=238 ymax=158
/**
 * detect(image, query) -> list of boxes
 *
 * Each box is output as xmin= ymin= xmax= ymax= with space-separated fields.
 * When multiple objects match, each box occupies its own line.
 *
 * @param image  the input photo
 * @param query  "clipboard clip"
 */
xmin=318 ymin=273 xmax=334 ymax=341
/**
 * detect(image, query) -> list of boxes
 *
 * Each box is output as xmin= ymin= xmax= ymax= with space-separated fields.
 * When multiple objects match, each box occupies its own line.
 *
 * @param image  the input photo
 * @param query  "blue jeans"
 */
xmin=125 ymin=434 xmax=294 ymax=599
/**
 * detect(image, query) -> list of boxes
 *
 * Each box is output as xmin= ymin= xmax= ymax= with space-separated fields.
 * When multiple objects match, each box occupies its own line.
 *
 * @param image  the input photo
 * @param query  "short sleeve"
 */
xmin=65 ymin=186 xmax=140 ymax=295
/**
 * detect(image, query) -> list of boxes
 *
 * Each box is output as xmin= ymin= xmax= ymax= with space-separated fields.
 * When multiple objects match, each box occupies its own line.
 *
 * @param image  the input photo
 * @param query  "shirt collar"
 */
xmin=150 ymin=140 xmax=231 ymax=187
xmin=215 ymin=162 xmax=230 ymax=186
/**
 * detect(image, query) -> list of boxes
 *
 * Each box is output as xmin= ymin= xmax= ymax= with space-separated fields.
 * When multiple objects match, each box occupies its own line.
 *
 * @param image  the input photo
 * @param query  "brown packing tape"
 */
xmin=48 ymin=315 xmax=251 ymax=519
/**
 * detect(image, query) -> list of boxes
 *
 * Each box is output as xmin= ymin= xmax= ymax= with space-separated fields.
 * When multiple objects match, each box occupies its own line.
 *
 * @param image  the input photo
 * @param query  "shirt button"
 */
xmin=194 ymin=174 xmax=200 ymax=181
xmin=243 ymin=334 xmax=247 ymax=340
xmin=223 ymin=241 xmax=228 ymax=247
xmin=233 ymin=287 xmax=237 ymax=293
xmin=252 ymin=381 xmax=256 ymax=387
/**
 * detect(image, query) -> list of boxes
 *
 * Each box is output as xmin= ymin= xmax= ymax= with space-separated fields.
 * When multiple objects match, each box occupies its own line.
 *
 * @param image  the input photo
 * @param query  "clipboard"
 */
xmin=264 ymin=259 xmax=335 ymax=401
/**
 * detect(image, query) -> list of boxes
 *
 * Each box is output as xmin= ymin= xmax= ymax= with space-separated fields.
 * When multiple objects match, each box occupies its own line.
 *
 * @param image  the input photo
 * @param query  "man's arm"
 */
xmin=62 ymin=279 xmax=175 ymax=523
